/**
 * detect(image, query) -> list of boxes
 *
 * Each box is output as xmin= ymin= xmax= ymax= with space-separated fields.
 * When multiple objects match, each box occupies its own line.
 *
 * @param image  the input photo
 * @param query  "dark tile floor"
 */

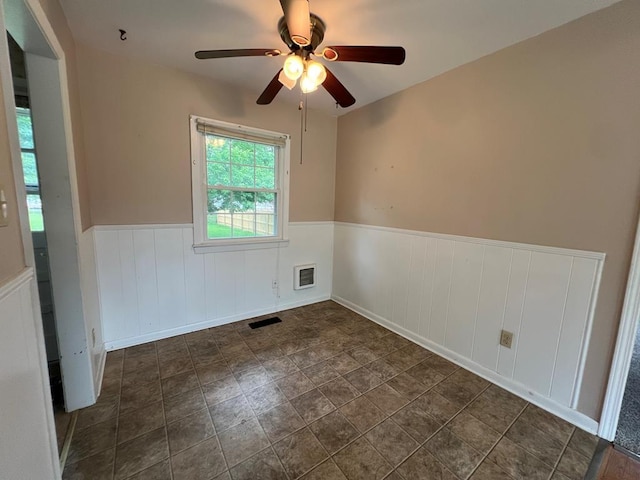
xmin=63 ymin=301 xmax=599 ymax=479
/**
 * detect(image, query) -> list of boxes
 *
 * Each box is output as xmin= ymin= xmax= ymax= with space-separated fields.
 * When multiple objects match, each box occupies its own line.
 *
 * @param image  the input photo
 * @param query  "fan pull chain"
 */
xmin=299 ymin=98 xmax=304 ymax=165
xmin=298 ymin=94 xmax=311 ymax=164
xmin=304 ymin=93 xmax=309 ymax=133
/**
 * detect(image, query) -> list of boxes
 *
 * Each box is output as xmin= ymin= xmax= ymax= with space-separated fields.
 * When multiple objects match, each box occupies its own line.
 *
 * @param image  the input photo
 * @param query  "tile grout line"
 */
xmin=163 ymin=339 xmax=201 ymax=480
xmin=151 ymin=343 xmax=174 ymax=480
xmin=400 ymin=381 xmax=495 ymax=479
xmin=189 ymin=334 xmax=233 ymax=479
xmin=464 ymin=399 xmax=529 ymax=480
xmin=549 ymin=425 xmax=578 ymax=480
xmin=123 ymin=344 xmax=166 ymax=479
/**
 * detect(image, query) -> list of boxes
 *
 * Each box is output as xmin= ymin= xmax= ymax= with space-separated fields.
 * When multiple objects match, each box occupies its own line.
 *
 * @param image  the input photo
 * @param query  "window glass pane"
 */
xmin=231 ymin=164 xmax=255 ymax=188
xmin=207 ymin=213 xmax=233 ymax=238
xmin=208 ymin=189 xmax=231 ymax=212
xmin=230 ymin=140 xmax=254 ymax=165
xmin=22 ymin=152 xmax=39 ymax=187
xmin=255 ymin=144 xmax=275 ymax=168
xmin=255 ymin=167 xmax=275 ymax=189
xmin=231 ymin=213 xmax=258 ymax=236
xmin=207 ymin=189 xmax=231 ymax=239
xmin=27 ymin=193 xmax=44 ymax=232
xmin=257 ymin=192 xmax=276 ymax=214
xmin=232 ymin=191 xmax=256 ymax=213
xmin=207 ymin=162 xmax=230 ymax=186
xmin=16 ymin=108 xmax=34 ymax=149
xmin=206 ymin=189 xmax=275 ymax=239
xmin=206 ymin=135 xmax=229 ymax=162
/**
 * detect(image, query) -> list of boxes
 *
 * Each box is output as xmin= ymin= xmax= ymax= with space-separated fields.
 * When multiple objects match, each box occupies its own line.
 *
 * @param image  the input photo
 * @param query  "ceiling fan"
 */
xmin=194 ymin=0 xmax=406 ymax=108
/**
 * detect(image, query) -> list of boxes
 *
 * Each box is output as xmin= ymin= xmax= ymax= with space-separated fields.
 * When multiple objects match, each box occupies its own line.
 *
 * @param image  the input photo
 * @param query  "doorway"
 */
xmin=7 ymin=32 xmax=68 ymax=444
xmin=1 ymin=0 xmax=99 ymax=422
xmin=0 ymin=0 xmax=101 ymax=476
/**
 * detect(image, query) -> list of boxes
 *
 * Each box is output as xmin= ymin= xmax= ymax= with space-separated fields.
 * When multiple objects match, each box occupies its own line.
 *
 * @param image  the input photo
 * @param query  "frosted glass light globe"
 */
xmin=306 ymin=60 xmax=327 ymax=85
xmin=300 ymin=72 xmax=318 ymax=93
xmin=283 ymin=55 xmax=304 ymax=81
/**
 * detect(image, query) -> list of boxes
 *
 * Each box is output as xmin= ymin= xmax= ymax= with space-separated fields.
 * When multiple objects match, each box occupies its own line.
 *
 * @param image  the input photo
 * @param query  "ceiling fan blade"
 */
xmin=257 ymin=69 xmax=285 ymax=105
xmin=195 ymin=49 xmax=281 ymax=60
xmin=322 ymin=67 xmax=355 ymax=108
xmin=280 ymin=0 xmax=311 ymax=46
xmin=320 ymin=46 xmax=406 ymax=65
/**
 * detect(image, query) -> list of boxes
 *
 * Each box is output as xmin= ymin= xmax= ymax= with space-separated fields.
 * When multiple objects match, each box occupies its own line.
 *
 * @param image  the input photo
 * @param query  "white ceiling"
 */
xmin=59 ymin=0 xmax=621 ymax=115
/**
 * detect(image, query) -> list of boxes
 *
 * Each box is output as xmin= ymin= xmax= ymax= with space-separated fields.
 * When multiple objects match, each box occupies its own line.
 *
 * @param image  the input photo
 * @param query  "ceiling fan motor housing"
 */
xmin=278 ymin=13 xmax=326 ymax=53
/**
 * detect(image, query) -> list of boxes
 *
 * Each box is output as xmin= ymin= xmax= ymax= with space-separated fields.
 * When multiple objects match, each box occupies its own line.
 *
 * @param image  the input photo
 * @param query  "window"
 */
xmin=190 ymin=115 xmax=290 ymax=251
xmin=16 ymin=107 xmax=44 ymax=232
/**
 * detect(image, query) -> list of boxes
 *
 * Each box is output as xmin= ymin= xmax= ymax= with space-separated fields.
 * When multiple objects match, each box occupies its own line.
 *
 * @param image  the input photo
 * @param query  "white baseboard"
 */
xmin=332 ymin=294 xmax=599 ymax=434
xmin=277 ymin=294 xmax=332 ymax=312
xmin=105 ymin=295 xmax=331 ymax=351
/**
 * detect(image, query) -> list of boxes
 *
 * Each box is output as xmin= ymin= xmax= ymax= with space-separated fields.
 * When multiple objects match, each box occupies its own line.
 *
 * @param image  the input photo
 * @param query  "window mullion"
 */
xmin=230 ymin=190 xmax=234 ymax=238
xmin=228 ymin=140 xmax=233 ymax=186
xmin=253 ymin=144 xmax=257 ymax=191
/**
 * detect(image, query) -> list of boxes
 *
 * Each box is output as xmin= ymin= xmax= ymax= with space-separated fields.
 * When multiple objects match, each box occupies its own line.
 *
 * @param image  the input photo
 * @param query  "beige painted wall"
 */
xmin=335 ymin=0 xmax=640 ymax=420
xmin=75 ymin=44 xmax=337 ymax=225
xmin=36 ymin=0 xmax=92 ymax=230
xmin=0 ymin=76 xmax=26 ymax=286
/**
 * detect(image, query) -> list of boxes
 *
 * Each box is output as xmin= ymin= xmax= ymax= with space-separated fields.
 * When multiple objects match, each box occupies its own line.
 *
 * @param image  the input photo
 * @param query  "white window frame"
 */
xmin=190 ymin=115 xmax=290 ymax=253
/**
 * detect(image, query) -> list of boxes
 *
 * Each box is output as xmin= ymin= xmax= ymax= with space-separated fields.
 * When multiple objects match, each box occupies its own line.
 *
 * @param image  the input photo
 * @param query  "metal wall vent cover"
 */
xmin=294 ymin=264 xmax=316 ymax=290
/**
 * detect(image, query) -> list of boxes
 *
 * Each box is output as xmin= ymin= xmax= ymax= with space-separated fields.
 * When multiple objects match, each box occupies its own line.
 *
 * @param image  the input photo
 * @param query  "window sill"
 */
xmin=193 ymin=238 xmax=289 ymax=254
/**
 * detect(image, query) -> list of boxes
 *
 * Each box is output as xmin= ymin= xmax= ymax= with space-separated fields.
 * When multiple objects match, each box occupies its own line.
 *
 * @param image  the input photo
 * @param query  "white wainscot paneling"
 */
xmin=95 ymin=223 xmax=333 ymax=350
xmin=0 ymin=270 xmax=60 ymax=479
xmin=332 ymin=223 xmax=604 ymax=432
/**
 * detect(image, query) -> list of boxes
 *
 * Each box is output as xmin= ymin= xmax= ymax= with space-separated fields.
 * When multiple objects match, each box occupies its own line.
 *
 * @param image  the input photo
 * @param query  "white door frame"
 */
xmin=0 ymin=0 xmax=96 ymax=411
xmin=598 ymin=211 xmax=640 ymax=440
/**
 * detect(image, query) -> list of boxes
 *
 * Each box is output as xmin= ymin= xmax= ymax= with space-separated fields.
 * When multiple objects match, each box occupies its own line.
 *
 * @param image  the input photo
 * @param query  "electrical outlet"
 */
xmin=92 ymin=328 xmax=96 ymax=348
xmin=500 ymin=330 xmax=513 ymax=349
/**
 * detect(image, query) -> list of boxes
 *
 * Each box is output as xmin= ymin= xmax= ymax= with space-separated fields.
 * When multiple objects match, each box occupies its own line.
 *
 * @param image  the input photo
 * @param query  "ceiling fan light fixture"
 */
xmin=283 ymin=54 xmax=304 ymax=80
xmin=300 ymin=72 xmax=318 ymax=93
xmin=306 ymin=60 xmax=326 ymax=85
xmin=196 ymin=1 xmax=406 ymax=107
